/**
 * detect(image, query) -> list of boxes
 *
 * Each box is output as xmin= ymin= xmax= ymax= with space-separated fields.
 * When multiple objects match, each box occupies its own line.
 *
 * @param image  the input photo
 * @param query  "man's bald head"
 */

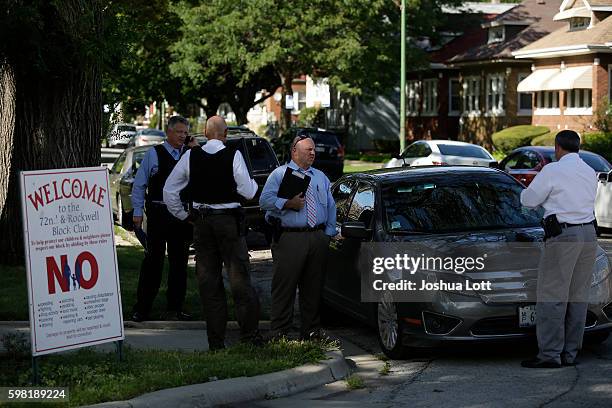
xmin=205 ymin=116 xmax=228 ymax=141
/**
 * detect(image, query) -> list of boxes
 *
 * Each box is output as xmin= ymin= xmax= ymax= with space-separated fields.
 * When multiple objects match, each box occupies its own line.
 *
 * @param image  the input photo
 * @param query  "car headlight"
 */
xmin=592 ymin=253 xmax=611 ymax=287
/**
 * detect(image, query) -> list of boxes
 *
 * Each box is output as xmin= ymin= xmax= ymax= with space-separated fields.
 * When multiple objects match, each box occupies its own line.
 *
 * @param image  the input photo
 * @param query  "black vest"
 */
xmin=188 ymin=146 xmax=241 ymax=204
xmin=146 ymin=144 xmax=182 ymax=204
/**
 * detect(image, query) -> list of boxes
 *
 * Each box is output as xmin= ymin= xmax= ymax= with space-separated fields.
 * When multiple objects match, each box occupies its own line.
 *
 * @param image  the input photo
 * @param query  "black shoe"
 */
xmin=521 ymin=358 xmax=561 ymax=368
xmin=164 ymin=311 xmax=192 ymax=321
xmin=301 ymin=328 xmax=330 ymax=342
xmin=131 ymin=311 xmax=147 ymax=323
xmin=561 ymin=357 xmax=579 ymax=367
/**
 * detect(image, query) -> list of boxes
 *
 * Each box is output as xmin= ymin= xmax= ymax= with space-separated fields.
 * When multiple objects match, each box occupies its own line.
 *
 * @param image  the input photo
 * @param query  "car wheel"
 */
xmin=376 ymin=292 xmax=411 ymax=359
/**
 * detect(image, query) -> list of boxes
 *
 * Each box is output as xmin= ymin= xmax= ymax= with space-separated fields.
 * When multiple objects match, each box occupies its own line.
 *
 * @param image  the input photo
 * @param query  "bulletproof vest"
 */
xmin=145 ymin=144 xmax=182 ymax=204
xmin=187 ymin=146 xmax=242 ymax=204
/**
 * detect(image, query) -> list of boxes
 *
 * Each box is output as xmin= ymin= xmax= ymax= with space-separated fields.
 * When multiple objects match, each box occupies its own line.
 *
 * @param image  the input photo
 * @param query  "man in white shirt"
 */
xmin=163 ymin=116 xmax=261 ymax=350
xmin=520 ymin=130 xmax=598 ymax=368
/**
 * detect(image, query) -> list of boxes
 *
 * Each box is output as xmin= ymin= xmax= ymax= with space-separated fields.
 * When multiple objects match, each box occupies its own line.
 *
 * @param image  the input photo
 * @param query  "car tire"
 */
xmin=376 ymin=292 xmax=411 ymax=359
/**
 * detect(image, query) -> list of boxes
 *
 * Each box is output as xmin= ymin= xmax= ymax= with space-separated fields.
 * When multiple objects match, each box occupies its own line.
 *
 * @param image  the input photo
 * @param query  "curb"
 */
xmin=0 ymin=321 xmax=272 ymax=330
xmin=84 ymin=349 xmax=349 ymax=408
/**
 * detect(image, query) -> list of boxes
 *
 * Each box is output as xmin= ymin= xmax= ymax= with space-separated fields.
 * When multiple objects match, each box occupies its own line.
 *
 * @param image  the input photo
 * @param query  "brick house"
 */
xmin=513 ymin=0 xmax=612 ymax=132
xmin=405 ymin=0 xmax=565 ymax=150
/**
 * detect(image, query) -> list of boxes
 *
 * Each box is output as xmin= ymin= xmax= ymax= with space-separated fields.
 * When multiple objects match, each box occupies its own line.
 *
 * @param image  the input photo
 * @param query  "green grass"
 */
xmin=0 ymin=233 xmax=243 ymax=321
xmin=379 ymin=361 xmax=391 ymax=376
xmin=343 ymin=163 xmax=382 ymax=174
xmin=345 ymin=374 xmax=365 ymax=390
xmin=1 ymin=337 xmax=328 ymax=407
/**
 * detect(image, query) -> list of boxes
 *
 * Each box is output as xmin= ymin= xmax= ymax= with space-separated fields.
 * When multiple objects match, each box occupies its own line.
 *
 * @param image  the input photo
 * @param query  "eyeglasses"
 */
xmin=291 ymin=135 xmax=309 ymax=150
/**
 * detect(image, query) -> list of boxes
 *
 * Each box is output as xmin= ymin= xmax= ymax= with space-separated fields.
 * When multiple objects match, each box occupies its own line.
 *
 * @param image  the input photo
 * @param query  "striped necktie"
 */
xmin=305 ymin=180 xmax=317 ymax=228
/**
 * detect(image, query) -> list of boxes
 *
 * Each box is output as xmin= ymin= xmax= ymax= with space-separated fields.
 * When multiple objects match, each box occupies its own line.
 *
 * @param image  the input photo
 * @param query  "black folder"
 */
xmin=277 ymin=167 xmax=311 ymax=199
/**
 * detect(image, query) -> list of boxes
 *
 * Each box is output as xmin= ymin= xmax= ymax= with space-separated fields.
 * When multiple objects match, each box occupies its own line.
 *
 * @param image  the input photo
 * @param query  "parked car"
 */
xmin=499 ymin=146 xmax=612 ymax=186
xmin=596 ymin=170 xmax=612 ymax=232
xmin=384 ymin=140 xmax=496 ymax=169
xmin=324 ymin=166 xmax=612 ymax=359
xmin=127 ymin=128 xmax=166 ymax=147
xmin=271 ymin=127 xmax=345 ymax=180
xmin=109 ymin=130 xmax=279 ymax=236
xmin=107 ymin=123 xmax=137 ymax=148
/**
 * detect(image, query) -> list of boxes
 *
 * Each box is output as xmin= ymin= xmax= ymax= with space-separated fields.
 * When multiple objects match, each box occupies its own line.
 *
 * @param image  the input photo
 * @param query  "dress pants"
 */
xmin=270 ymin=230 xmax=330 ymax=337
xmin=133 ymin=204 xmax=191 ymax=316
xmin=536 ymin=224 xmax=597 ymax=364
xmin=193 ymin=213 xmax=260 ymax=349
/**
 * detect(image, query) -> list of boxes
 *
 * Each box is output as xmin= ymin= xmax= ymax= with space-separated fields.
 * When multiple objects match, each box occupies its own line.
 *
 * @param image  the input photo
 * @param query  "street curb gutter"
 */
xmin=84 ymin=349 xmax=348 ymax=408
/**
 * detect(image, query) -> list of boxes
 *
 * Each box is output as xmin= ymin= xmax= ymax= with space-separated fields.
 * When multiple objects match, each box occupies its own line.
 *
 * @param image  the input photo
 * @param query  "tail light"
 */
xmin=337 ymin=144 xmax=345 ymax=159
xmin=431 ymin=161 xmax=448 ymax=166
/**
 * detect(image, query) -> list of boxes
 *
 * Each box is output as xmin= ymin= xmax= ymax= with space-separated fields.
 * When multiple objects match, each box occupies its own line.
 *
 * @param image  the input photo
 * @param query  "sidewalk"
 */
xmin=0 ymin=321 xmax=349 ymax=407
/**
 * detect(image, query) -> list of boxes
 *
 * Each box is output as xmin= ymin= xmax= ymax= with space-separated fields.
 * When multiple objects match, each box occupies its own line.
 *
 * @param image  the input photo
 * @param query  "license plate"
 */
xmin=518 ymin=305 xmax=536 ymax=327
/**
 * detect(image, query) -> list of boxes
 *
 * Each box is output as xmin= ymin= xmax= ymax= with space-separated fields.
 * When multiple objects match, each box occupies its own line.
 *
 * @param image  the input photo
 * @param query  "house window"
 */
xmin=535 ymin=91 xmax=560 ymax=113
xmin=488 ymin=26 xmax=505 ymax=44
xmin=449 ymin=78 xmax=461 ymax=115
xmin=570 ymin=17 xmax=590 ymax=30
xmin=517 ymin=73 xmax=533 ymax=114
xmin=407 ymin=80 xmax=420 ymax=114
xmin=422 ymin=79 xmax=438 ymax=115
xmin=292 ymin=91 xmax=307 ymax=113
xmin=462 ymin=77 xmax=480 ymax=113
xmin=486 ymin=74 xmax=505 ymax=114
xmin=567 ymin=89 xmax=592 ymax=108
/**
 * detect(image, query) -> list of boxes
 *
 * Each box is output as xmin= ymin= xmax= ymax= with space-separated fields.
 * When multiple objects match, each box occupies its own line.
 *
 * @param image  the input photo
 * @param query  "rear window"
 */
xmin=543 ymin=152 xmax=611 ymax=173
xmin=245 ymin=138 xmax=278 ymax=172
xmin=382 ymin=173 xmax=541 ymax=233
xmin=437 ymin=144 xmax=492 ymax=160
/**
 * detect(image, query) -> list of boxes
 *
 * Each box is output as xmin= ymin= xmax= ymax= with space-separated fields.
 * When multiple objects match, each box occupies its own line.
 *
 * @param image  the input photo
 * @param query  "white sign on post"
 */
xmin=20 ymin=167 xmax=124 ymax=356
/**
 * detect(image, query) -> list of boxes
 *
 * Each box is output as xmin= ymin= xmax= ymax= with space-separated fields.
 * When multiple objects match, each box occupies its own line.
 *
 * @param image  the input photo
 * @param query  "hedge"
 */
xmin=531 ymin=132 xmax=558 ymax=146
xmin=582 ymin=132 xmax=612 ymax=162
xmin=492 ymin=125 xmax=550 ymax=154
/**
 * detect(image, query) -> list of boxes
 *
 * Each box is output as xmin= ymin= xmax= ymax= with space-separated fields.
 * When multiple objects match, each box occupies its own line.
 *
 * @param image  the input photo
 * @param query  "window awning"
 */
xmin=544 ymin=66 xmax=593 ymax=90
xmin=517 ymin=69 xmax=559 ymax=92
xmin=553 ymin=7 xmax=591 ymax=21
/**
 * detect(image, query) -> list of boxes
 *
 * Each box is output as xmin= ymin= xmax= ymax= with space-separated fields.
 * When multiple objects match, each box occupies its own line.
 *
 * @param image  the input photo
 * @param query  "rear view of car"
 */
xmin=129 ymin=128 xmax=166 ymax=147
xmin=385 ymin=140 xmax=495 ymax=169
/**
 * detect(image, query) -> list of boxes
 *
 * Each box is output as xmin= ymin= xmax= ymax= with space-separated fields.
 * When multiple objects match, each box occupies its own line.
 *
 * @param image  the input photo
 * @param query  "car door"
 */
xmin=335 ymin=181 xmax=376 ymax=317
xmin=325 ymin=177 xmax=356 ymax=302
xmin=596 ymin=170 xmax=612 ymax=228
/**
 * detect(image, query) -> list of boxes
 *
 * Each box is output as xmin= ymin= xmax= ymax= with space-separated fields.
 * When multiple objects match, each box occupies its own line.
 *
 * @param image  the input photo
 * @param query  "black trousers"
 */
xmin=193 ymin=213 xmax=260 ymax=348
xmin=270 ymin=230 xmax=330 ymax=337
xmin=133 ymin=204 xmax=192 ymax=315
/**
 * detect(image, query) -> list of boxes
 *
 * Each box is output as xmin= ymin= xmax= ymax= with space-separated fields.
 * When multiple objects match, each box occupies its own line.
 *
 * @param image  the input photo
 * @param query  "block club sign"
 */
xmin=20 ymin=167 xmax=124 ymax=356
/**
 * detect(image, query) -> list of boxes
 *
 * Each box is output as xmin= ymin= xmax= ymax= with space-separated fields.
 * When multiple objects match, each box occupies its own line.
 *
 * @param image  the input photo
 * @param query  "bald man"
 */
xmin=163 ymin=116 xmax=261 ymax=350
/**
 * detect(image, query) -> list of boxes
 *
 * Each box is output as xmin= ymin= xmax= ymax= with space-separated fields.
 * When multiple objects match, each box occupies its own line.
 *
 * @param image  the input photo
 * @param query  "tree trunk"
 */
xmin=0 ymin=6 xmax=103 ymax=265
xmin=280 ymin=72 xmax=294 ymax=132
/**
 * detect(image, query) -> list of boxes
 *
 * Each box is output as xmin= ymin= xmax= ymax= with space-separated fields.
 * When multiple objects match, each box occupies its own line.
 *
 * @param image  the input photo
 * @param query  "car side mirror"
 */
xmin=489 ymin=161 xmax=500 ymax=169
xmin=598 ymin=172 xmax=608 ymax=182
xmin=341 ymin=221 xmax=372 ymax=240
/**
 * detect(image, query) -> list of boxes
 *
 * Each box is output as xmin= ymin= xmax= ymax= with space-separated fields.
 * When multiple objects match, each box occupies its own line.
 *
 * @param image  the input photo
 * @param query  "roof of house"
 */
xmin=449 ymin=0 xmax=565 ymax=63
xmin=514 ymin=8 xmax=612 ymax=57
xmin=588 ymin=0 xmax=612 ymax=7
xmin=442 ymin=2 xmax=518 ymax=15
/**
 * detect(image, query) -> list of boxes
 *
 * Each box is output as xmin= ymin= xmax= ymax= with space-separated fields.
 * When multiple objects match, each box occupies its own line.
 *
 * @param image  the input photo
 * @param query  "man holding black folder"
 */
xmin=260 ymin=135 xmax=337 ymax=340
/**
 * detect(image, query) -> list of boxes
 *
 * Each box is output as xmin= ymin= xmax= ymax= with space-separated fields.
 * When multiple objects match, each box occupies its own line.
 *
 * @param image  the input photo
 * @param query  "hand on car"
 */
xmin=284 ymin=193 xmax=305 ymax=210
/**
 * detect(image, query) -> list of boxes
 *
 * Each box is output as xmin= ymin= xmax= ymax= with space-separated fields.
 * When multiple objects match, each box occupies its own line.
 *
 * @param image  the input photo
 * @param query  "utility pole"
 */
xmin=399 ymin=0 xmax=406 ymax=154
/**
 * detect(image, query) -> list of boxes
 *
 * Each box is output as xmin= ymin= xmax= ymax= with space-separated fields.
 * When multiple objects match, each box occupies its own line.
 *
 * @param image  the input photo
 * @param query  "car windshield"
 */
xmin=382 ymin=173 xmax=542 ymax=233
xmin=118 ymin=125 xmax=136 ymax=132
xmin=140 ymin=129 xmax=165 ymax=137
xmin=437 ymin=144 xmax=492 ymax=159
xmin=543 ymin=152 xmax=611 ymax=172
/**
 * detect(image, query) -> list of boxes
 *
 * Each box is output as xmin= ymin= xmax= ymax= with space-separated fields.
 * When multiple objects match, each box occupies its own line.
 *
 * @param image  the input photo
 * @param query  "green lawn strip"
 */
xmin=1 ymin=339 xmax=329 ymax=407
xmin=0 ymin=241 xmax=243 ymax=321
xmin=343 ymin=163 xmax=382 ymax=174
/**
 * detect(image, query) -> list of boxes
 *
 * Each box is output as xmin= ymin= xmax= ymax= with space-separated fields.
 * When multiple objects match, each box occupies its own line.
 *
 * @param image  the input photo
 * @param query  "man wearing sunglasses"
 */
xmin=260 ymin=134 xmax=338 ymax=341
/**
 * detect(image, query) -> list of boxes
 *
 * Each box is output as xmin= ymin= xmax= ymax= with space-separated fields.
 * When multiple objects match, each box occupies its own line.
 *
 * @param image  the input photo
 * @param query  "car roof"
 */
xmin=343 ymin=165 xmax=506 ymax=182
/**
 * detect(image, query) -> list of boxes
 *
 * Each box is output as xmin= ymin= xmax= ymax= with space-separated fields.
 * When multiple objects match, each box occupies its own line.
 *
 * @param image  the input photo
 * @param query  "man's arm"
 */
xmin=259 ymin=168 xmax=287 ymax=211
xmin=520 ymin=165 xmax=553 ymax=208
xmin=233 ymin=151 xmax=258 ymax=200
xmin=131 ymin=149 xmax=155 ymax=228
xmin=323 ymin=176 xmax=337 ymax=236
xmin=163 ymin=151 xmax=191 ymax=221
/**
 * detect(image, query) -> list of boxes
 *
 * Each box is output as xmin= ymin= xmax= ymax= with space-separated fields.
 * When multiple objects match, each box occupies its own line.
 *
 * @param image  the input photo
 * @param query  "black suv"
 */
xmin=109 ymin=127 xmax=279 ymax=234
xmin=271 ymin=127 xmax=345 ymax=180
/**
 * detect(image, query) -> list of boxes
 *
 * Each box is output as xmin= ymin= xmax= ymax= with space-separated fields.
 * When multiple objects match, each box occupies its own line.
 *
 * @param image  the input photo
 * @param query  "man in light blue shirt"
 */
xmin=260 ymin=135 xmax=337 ymax=340
xmin=130 ymin=116 xmax=197 ymax=323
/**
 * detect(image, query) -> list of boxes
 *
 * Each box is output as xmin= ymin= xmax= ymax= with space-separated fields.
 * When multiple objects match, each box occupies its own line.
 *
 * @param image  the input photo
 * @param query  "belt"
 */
xmin=561 ymin=220 xmax=595 ymax=228
xmin=281 ymin=224 xmax=325 ymax=233
xmin=196 ymin=207 xmax=242 ymax=216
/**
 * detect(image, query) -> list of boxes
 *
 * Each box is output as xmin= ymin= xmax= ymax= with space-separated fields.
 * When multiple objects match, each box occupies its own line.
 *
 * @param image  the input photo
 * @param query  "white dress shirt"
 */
xmin=520 ymin=152 xmax=597 ymax=223
xmin=163 ymin=139 xmax=259 ymax=221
